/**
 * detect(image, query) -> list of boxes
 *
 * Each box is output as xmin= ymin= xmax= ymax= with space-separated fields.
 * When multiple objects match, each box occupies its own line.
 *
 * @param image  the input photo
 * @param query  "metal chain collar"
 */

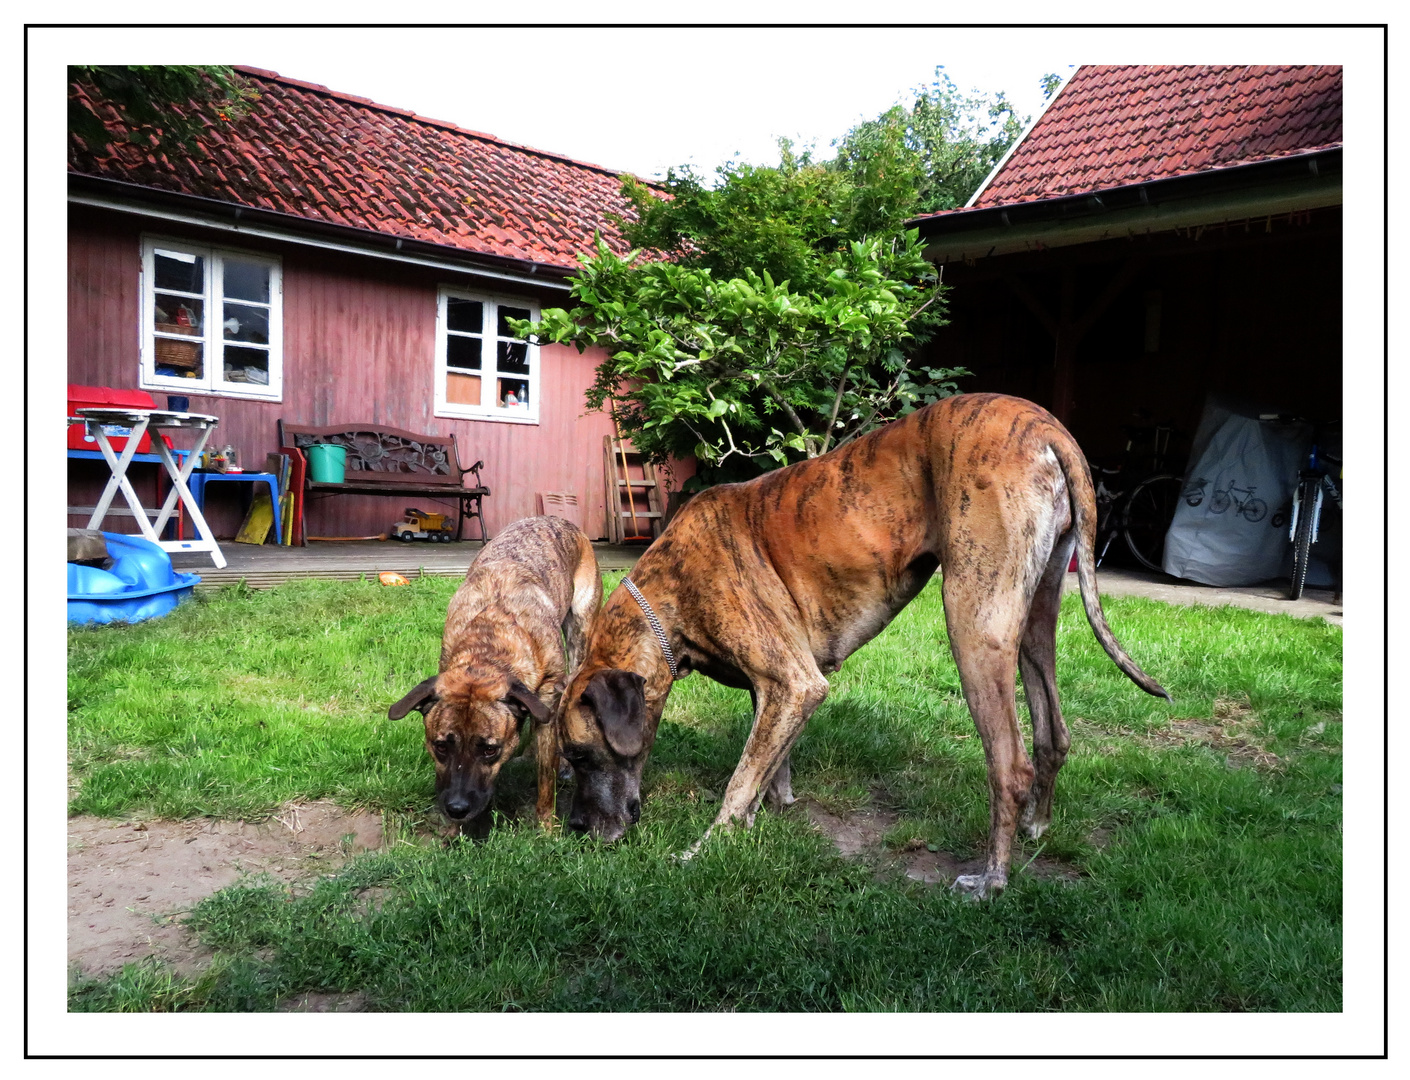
xmin=621 ymin=577 xmax=678 ymax=681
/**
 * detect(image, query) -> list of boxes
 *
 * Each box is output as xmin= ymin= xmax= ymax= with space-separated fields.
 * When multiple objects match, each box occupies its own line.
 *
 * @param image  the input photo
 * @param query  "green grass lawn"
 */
xmin=67 ymin=574 xmax=1343 ymax=1012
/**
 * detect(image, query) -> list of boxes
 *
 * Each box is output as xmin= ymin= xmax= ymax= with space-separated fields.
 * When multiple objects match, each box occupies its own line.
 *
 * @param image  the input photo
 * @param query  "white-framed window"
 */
xmin=434 ymin=287 xmax=540 ymax=424
xmin=139 ymin=237 xmax=283 ymax=401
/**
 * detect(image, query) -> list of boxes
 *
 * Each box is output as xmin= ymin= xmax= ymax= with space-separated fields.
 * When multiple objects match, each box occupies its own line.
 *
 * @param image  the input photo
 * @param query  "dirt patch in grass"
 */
xmin=68 ymin=800 xmax=385 ymax=978
xmin=276 ymin=990 xmax=369 ymax=1012
xmin=1078 ymin=698 xmax=1282 ymax=770
xmin=1155 ymin=698 xmax=1281 ymax=769
xmin=803 ymin=801 xmax=1080 ymax=886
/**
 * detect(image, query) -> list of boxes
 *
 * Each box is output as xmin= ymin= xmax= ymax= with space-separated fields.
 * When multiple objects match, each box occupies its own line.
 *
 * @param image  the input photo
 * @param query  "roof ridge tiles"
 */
xmin=232 ymin=65 xmax=641 ymax=183
xmin=966 ymin=64 xmax=1341 ymax=209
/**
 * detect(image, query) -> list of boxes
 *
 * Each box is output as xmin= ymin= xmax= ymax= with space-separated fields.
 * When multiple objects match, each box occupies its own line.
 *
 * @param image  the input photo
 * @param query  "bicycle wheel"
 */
xmin=1123 ymin=474 xmax=1182 ymax=572
xmin=1289 ymin=477 xmax=1318 ymax=600
xmin=1210 ymin=488 xmax=1231 ymax=514
xmin=1241 ymin=498 xmax=1268 ymax=524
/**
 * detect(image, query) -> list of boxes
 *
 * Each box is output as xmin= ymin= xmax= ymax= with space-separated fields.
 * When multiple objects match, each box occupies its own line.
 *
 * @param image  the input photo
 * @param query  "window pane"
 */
xmin=154 ymin=296 xmax=204 ymax=336
xmin=223 ymin=302 xmax=269 ymax=344
xmin=497 ymin=340 xmax=530 ymax=375
xmin=446 ymin=372 xmax=481 ymax=406
xmin=447 ymin=298 xmax=483 ymax=334
xmin=223 ymin=344 xmax=271 ymax=385
xmin=154 ymin=336 xmax=203 ymax=379
xmin=497 ymin=306 xmax=531 ymax=338
xmin=223 ymin=259 xmax=270 ymax=303
xmin=447 ymin=335 xmax=482 ymax=371
xmin=154 ymin=250 xmax=204 ymax=294
xmin=497 ymin=377 xmax=529 ymax=409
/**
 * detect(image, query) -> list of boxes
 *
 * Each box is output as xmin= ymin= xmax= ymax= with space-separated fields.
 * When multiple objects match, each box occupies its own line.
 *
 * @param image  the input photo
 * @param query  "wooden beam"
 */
xmin=1072 ymin=257 xmax=1145 ymax=341
xmin=1051 ymin=267 xmax=1079 ymax=424
xmin=1003 ymin=274 xmax=1059 ymax=339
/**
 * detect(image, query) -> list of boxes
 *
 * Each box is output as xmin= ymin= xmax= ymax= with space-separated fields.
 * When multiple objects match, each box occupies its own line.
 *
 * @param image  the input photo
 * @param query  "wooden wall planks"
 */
xmin=67 ymin=209 xmax=625 ymax=540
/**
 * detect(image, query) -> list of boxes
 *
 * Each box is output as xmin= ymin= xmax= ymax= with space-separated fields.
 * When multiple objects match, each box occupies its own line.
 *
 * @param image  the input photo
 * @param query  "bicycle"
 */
xmin=1209 ymin=482 xmax=1268 ymax=523
xmin=1092 ymin=424 xmax=1186 ymax=574
xmin=1259 ymin=415 xmax=1342 ymax=600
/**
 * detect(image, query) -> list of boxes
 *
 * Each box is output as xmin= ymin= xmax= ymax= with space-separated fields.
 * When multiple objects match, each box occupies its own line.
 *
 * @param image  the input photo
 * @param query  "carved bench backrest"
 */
xmin=278 ymin=422 xmax=463 ymax=486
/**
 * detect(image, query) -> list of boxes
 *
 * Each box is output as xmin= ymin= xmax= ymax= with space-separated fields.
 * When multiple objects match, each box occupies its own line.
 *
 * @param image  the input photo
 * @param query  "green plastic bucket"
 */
xmin=307 ymin=443 xmax=347 ymax=484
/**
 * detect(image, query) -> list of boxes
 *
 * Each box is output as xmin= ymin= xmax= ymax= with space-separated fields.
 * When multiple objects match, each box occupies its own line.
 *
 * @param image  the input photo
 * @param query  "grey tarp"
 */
xmin=1162 ymin=401 xmax=1322 ymax=587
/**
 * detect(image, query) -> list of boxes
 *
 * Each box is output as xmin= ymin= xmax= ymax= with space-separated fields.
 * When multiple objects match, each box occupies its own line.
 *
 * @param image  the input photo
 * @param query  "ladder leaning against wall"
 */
xmin=602 ymin=435 xmax=663 ymax=544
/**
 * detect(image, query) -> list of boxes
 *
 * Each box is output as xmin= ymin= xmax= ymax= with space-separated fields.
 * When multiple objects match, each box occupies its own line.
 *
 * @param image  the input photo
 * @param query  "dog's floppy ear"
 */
xmin=388 ymin=676 xmax=440 ymax=720
xmin=581 ymin=669 xmax=647 ymax=758
xmin=504 ymin=679 xmax=550 ymax=723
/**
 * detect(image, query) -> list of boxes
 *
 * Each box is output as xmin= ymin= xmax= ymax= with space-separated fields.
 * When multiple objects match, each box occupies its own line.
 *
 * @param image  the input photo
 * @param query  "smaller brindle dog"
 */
xmin=389 ymin=515 xmax=602 ymax=829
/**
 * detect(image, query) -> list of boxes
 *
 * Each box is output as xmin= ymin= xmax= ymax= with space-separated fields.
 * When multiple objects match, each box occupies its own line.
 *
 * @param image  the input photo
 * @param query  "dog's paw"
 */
xmin=764 ymin=789 xmax=797 ymax=811
xmin=1018 ymin=798 xmax=1050 ymax=840
xmin=950 ymin=872 xmax=1006 ymax=901
xmin=671 ymin=831 xmax=711 ymax=863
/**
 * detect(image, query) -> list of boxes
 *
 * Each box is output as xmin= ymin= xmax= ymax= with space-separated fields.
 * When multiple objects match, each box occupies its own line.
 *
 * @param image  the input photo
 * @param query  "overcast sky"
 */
xmin=41 ymin=21 xmax=1384 ymax=182
xmin=228 ymin=28 xmax=1072 ymax=179
xmin=49 ymin=24 xmax=1088 ymax=180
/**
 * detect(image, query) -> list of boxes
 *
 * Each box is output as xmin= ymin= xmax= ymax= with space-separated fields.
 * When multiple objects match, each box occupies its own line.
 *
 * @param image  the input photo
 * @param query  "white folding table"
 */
xmin=73 ymin=408 xmax=227 ymax=569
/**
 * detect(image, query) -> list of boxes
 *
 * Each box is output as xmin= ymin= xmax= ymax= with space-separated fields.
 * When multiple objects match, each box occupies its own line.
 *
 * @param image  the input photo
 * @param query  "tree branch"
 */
xmin=831 ymin=371 xmax=907 ymax=450
xmin=760 ymin=379 xmax=819 ymax=456
xmin=818 ymin=360 xmax=853 ymax=456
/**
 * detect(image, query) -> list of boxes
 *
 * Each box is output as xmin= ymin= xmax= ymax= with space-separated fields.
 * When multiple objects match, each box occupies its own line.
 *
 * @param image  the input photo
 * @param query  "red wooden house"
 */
xmin=67 ymin=66 xmax=656 ymax=541
xmin=910 ymin=65 xmax=1343 ymax=467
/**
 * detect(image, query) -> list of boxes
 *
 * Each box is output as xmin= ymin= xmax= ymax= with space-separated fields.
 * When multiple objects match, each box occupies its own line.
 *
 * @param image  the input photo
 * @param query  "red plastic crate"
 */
xmin=68 ymin=385 xmax=157 ymax=453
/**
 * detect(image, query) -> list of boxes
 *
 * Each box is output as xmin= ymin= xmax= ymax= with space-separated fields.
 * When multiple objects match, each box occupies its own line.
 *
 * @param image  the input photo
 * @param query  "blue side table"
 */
xmin=187 ymin=472 xmax=283 ymax=545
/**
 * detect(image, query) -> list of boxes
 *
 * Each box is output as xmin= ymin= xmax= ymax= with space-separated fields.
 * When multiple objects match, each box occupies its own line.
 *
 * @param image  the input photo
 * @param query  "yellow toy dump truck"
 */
xmin=391 ymin=507 xmax=455 ymax=543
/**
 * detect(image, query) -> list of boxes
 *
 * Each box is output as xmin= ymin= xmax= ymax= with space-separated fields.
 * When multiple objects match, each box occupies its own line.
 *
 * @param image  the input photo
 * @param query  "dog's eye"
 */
xmin=478 ymin=741 xmax=501 ymax=762
xmin=430 ymin=737 xmax=451 ymax=761
xmin=563 ymin=745 xmax=593 ymax=767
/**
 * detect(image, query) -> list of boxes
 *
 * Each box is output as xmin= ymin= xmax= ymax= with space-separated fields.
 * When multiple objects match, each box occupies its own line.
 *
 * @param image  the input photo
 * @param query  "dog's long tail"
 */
xmin=1050 ymin=437 xmax=1172 ymax=702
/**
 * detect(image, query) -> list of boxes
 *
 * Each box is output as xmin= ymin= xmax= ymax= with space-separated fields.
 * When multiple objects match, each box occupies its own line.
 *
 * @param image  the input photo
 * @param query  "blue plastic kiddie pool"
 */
xmin=67 ymin=531 xmax=201 ymax=625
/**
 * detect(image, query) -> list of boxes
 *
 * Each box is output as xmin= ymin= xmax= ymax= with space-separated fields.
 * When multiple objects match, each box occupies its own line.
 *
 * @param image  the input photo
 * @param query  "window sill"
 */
xmin=435 ymin=407 xmax=540 ymax=426
xmin=140 ymin=377 xmax=282 ymax=404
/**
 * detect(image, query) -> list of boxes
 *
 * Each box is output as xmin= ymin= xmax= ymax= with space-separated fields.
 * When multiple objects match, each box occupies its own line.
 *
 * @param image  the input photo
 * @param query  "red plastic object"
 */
xmin=283 ymin=444 xmax=308 ymax=546
xmin=1068 ymin=553 xmax=1078 ymax=572
xmin=68 ymin=385 xmax=157 ymax=453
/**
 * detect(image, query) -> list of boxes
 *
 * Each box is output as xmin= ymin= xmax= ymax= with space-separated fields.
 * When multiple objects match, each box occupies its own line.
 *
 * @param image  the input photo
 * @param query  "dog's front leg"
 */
xmin=765 ymin=754 xmax=796 ymax=810
xmin=534 ymin=718 xmax=558 ymax=828
xmin=711 ymin=670 xmax=828 ymax=833
xmin=746 ymin=688 xmax=797 ymax=811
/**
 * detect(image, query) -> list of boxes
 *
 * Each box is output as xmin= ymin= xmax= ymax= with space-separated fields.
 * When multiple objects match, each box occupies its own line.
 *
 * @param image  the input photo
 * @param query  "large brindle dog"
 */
xmin=557 ymin=393 xmax=1169 ymax=898
xmin=390 ymin=515 xmax=602 ymax=829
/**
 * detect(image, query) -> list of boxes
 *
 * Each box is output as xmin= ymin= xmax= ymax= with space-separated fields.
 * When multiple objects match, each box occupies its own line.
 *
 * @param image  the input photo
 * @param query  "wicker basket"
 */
xmin=154 ymin=323 xmax=201 ymax=370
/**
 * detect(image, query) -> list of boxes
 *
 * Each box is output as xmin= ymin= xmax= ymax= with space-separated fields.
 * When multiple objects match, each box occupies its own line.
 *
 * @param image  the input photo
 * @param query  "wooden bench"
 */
xmin=277 ymin=421 xmax=490 ymax=544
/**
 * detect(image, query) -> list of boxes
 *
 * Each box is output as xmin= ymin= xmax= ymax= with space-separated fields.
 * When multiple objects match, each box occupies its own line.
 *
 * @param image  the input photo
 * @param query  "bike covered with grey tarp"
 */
xmin=1162 ymin=399 xmax=1337 ymax=588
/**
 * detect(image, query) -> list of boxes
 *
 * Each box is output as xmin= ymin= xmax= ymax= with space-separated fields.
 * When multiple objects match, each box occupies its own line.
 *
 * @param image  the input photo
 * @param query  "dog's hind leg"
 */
xmin=563 ymin=550 xmax=604 ymax=675
xmin=556 ymin=551 xmax=604 ymax=790
xmin=1019 ymin=533 xmax=1074 ymax=841
xmin=943 ymin=575 xmax=1034 ymax=901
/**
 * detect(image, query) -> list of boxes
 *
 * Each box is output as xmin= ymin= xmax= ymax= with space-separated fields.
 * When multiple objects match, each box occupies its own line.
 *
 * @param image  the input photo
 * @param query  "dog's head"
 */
xmin=389 ymin=668 xmax=549 ymax=823
xmin=555 ymin=666 xmax=659 ymax=841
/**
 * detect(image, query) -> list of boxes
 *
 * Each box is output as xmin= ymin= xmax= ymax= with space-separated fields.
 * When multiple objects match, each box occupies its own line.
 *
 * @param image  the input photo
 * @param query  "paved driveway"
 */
xmin=1069 ymin=567 xmax=1342 ymax=625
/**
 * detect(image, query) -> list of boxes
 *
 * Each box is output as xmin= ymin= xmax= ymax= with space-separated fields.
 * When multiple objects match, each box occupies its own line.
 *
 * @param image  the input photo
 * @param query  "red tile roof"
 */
xmin=68 ymin=66 xmax=642 ymax=271
xmin=968 ymin=65 xmax=1342 ymax=209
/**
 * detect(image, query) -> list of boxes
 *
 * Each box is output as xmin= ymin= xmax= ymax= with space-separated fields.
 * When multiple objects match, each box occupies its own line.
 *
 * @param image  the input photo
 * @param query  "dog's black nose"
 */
xmin=566 ymin=813 xmax=588 ymax=833
xmin=444 ymin=794 xmax=473 ymax=819
xmin=626 ymin=798 xmax=641 ymax=824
